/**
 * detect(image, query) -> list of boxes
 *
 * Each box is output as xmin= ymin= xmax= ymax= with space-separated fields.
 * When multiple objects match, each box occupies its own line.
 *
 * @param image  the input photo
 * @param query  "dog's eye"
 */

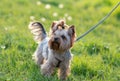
xmin=61 ymin=35 xmax=66 ymax=39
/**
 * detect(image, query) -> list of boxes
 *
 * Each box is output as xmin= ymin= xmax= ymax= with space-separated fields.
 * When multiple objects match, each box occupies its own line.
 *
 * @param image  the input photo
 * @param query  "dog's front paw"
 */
xmin=41 ymin=63 xmax=54 ymax=77
xmin=41 ymin=65 xmax=51 ymax=77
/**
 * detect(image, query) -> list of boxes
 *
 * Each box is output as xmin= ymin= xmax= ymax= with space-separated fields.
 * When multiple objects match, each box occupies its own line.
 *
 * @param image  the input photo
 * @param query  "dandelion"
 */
xmin=5 ymin=27 xmax=8 ymax=31
xmin=67 ymin=16 xmax=72 ymax=21
xmin=45 ymin=4 xmax=51 ymax=9
xmin=1 ymin=45 xmax=6 ymax=49
xmin=64 ymin=13 xmax=68 ymax=17
xmin=53 ymin=12 xmax=58 ymax=17
xmin=30 ymin=16 xmax=35 ymax=20
xmin=58 ymin=4 xmax=64 ymax=9
xmin=36 ymin=1 xmax=41 ymax=5
xmin=41 ymin=17 xmax=46 ymax=22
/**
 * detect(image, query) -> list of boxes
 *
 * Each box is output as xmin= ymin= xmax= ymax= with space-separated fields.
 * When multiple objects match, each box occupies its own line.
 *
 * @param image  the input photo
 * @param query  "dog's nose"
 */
xmin=54 ymin=38 xmax=59 ymax=41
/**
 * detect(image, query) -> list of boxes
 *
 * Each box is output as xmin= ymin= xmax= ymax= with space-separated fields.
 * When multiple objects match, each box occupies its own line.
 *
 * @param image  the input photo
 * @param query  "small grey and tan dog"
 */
xmin=28 ymin=20 xmax=76 ymax=80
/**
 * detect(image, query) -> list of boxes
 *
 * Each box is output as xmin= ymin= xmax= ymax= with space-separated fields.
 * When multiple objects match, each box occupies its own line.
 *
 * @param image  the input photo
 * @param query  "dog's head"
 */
xmin=49 ymin=20 xmax=76 ymax=52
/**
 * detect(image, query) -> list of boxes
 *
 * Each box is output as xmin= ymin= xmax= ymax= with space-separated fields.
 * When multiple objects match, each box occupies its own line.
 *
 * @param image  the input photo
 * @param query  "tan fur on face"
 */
xmin=49 ymin=20 xmax=76 ymax=51
xmin=49 ymin=29 xmax=71 ymax=52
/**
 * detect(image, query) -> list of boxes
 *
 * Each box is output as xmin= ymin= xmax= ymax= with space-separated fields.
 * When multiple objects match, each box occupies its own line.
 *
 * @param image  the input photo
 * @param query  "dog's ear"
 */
xmin=68 ymin=25 xmax=75 ymax=37
xmin=51 ymin=21 xmax=56 ymax=28
xmin=50 ymin=21 xmax=57 ymax=33
xmin=68 ymin=25 xmax=76 ymax=47
xmin=50 ymin=21 xmax=58 ymax=34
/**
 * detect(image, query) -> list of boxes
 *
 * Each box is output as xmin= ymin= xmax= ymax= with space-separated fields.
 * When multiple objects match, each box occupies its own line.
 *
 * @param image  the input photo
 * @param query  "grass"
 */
xmin=0 ymin=0 xmax=120 ymax=81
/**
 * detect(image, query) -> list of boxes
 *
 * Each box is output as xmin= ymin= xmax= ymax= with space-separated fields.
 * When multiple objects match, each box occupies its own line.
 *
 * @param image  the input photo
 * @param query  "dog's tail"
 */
xmin=28 ymin=22 xmax=47 ymax=43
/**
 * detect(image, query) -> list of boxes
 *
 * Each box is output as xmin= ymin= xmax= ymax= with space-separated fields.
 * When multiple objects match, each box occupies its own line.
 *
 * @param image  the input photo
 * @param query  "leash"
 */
xmin=75 ymin=2 xmax=120 ymax=42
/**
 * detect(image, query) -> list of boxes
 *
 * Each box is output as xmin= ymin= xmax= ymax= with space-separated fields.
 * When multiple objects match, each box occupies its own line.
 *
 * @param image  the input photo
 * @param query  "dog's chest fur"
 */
xmin=39 ymin=37 xmax=72 ymax=63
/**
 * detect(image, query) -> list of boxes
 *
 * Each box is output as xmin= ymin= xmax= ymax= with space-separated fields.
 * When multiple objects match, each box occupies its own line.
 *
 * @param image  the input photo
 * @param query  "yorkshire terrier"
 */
xmin=28 ymin=20 xmax=76 ymax=80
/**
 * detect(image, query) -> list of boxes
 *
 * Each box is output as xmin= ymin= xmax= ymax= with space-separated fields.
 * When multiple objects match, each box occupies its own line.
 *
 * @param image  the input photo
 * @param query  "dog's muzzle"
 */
xmin=49 ymin=37 xmax=61 ymax=50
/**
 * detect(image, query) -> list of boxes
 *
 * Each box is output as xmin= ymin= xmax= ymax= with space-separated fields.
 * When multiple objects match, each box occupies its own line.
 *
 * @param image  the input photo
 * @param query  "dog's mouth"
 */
xmin=49 ymin=38 xmax=60 ymax=50
xmin=51 ymin=42 xmax=60 ymax=50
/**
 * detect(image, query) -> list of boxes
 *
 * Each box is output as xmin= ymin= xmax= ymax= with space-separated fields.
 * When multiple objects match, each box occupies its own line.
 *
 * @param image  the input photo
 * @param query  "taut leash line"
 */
xmin=75 ymin=2 xmax=120 ymax=42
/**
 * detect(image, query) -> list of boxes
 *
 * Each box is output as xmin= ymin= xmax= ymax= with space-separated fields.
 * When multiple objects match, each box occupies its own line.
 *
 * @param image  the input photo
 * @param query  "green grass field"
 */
xmin=0 ymin=0 xmax=120 ymax=81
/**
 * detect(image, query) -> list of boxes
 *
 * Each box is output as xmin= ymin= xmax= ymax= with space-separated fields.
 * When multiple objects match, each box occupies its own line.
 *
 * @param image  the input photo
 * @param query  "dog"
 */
xmin=28 ymin=20 xmax=76 ymax=80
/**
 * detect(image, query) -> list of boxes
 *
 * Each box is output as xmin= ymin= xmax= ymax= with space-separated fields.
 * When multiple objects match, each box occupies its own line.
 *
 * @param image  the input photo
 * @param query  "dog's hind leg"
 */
xmin=32 ymin=45 xmax=44 ymax=66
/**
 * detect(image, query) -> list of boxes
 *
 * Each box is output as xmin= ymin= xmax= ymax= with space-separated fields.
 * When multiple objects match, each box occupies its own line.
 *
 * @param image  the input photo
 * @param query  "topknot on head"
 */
xmin=51 ymin=20 xmax=68 ymax=31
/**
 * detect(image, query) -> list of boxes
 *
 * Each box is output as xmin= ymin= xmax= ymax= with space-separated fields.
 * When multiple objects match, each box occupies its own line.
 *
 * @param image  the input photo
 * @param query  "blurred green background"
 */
xmin=0 ymin=0 xmax=120 ymax=81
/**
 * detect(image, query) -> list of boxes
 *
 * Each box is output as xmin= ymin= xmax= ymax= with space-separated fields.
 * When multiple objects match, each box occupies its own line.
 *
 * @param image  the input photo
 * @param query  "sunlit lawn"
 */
xmin=0 ymin=0 xmax=120 ymax=81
